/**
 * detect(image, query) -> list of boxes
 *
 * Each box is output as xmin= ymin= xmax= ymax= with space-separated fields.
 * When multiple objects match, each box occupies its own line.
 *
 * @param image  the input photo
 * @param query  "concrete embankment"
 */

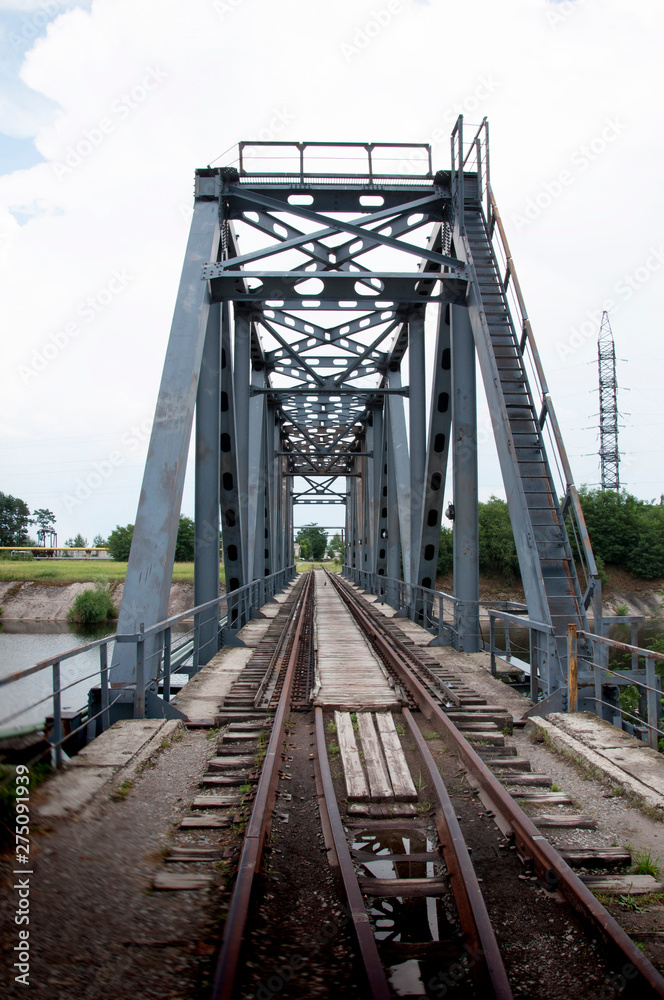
xmin=0 ymin=580 xmax=196 ymax=621
xmin=0 ymin=572 xmax=661 ymax=622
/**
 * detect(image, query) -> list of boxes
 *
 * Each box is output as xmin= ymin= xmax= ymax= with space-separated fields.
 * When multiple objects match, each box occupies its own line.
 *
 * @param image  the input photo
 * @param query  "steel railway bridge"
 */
xmin=110 ymin=119 xmax=601 ymax=718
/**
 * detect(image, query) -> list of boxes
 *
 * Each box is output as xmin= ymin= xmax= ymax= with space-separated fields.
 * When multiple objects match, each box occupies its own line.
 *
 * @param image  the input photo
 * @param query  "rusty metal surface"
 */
xmin=211 ymin=572 xmax=314 ymax=1000
xmin=337 ymin=577 xmax=664 ymax=999
xmin=403 ymin=708 xmax=513 ymax=999
xmin=314 ymin=706 xmax=392 ymax=1000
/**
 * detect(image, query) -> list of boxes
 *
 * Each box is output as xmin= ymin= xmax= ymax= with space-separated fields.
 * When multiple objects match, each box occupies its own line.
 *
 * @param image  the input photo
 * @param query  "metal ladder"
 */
xmin=461 ymin=205 xmax=588 ymax=660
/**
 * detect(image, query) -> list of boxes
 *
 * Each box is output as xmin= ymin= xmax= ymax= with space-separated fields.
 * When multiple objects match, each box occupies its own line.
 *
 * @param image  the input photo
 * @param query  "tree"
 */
xmin=437 ymin=526 xmax=453 ymax=575
xmin=33 ymin=508 xmax=56 ymax=533
xmin=577 ymin=487 xmax=641 ymax=568
xmin=106 ymin=516 xmax=195 ymax=563
xmin=296 ymin=524 xmax=327 ymax=561
xmin=93 ymin=534 xmax=107 ymax=547
xmin=577 ymin=487 xmax=664 ymax=579
xmin=66 ymin=533 xmax=88 ymax=548
xmin=478 ymin=497 xmax=520 ymax=584
xmin=107 ymin=524 xmax=134 ymax=561
xmin=174 ymin=516 xmax=195 ymax=561
xmin=0 ymin=492 xmax=32 ymax=546
xmin=327 ymin=532 xmax=344 ymax=559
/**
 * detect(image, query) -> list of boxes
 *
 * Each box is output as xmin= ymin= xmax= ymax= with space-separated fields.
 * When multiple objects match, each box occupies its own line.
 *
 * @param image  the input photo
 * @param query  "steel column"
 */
xmin=112 ymin=197 xmax=220 ymax=685
xmin=220 ymin=303 xmax=245 ymax=606
xmin=417 ymin=302 xmax=453 ymax=591
xmin=248 ymin=368 xmax=267 ymax=581
xmin=409 ymin=307 xmax=427 ymax=586
xmin=387 ymin=370 xmax=411 ymax=585
xmin=452 ymin=304 xmax=480 ymax=652
xmin=234 ymin=308 xmax=251 ymax=581
xmin=194 ymin=301 xmax=221 ymax=666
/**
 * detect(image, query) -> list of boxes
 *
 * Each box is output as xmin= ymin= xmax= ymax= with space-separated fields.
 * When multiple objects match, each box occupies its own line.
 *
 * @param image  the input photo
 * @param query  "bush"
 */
xmin=9 ymin=551 xmax=34 ymax=561
xmin=68 ymin=580 xmax=117 ymax=624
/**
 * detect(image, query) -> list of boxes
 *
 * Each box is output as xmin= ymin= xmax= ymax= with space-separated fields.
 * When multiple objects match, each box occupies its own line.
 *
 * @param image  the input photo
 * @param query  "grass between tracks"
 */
xmin=296 ymin=560 xmax=342 ymax=573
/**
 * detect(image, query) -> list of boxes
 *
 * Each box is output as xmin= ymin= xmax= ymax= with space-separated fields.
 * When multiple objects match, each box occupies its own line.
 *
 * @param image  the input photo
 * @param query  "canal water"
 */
xmin=0 ymin=621 xmax=113 ymax=733
xmin=3 ymin=616 xmax=662 ymax=735
xmin=0 ymin=620 xmax=193 ymax=734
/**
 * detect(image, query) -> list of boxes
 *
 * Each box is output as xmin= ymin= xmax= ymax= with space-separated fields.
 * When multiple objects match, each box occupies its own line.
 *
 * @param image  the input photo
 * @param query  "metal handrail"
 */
xmin=237 ymin=140 xmax=433 ymax=180
xmin=2 ymin=565 xmax=296 ymax=765
xmin=451 ymin=115 xmax=599 ymax=611
xmin=568 ymin=624 xmax=663 ymax=749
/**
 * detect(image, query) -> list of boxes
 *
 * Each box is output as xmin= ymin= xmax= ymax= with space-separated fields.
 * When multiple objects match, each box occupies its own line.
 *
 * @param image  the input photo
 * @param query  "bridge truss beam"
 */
xmin=112 ymin=130 xmax=599 ymax=705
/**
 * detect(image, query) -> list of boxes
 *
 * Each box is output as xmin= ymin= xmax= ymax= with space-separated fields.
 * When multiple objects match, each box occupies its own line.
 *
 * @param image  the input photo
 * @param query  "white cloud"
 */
xmin=0 ymin=0 xmax=663 ymax=539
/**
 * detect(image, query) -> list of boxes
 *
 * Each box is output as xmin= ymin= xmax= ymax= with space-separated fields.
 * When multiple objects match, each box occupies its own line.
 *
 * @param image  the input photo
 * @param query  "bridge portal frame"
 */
xmin=111 ymin=125 xmax=600 ymax=713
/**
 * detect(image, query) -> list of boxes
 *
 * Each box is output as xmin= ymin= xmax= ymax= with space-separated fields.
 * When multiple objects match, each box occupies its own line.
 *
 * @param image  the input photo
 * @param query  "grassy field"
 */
xmin=0 ymin=560 xmax=205 ymax=584
xmin=296 ymin=560 xmax=342 ymax=573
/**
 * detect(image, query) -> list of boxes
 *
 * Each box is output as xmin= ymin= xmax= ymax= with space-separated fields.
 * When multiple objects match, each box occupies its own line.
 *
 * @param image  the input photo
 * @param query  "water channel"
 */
xmin=2 ymin=615 xmax=662 ymax=736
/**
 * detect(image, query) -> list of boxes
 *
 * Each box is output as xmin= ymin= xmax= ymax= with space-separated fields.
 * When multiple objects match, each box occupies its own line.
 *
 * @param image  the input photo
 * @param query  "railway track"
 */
xmin=204 ymin=570 xmax=664 ymax=1000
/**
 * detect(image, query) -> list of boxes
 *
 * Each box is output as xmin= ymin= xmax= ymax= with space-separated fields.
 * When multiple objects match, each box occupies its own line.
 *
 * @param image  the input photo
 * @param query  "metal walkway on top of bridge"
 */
xmin=110 ymin=119 xmax=600 ymax=714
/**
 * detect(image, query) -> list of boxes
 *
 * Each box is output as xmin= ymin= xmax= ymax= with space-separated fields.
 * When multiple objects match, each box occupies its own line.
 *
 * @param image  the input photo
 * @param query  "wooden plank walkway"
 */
xmin=334 ymin=710 xmax=417 ymax=805
xmin=313 ymin=571 xmax=400 ymax=709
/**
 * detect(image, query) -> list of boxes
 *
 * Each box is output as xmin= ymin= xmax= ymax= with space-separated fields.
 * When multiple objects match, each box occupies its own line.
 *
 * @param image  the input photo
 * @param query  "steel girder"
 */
xmin=111 ymin=196 xmax=220 ymax=685
xmin=112 ymin=135 xmax=595 ymax=702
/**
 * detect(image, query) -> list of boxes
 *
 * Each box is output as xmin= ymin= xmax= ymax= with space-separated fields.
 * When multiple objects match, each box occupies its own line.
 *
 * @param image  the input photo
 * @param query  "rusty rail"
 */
xmin=314 ymin=707 xmax=392 ymax=1000
xmin=210 ymin=571 xmax=314 ymax=1000
xmin=330 ymin=571 xmax=664 ymax=1000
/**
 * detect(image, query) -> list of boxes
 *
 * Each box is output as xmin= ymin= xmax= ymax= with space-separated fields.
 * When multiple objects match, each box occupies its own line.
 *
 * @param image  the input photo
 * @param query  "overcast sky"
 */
xmin=1 ymin=0 xmax=663 ymax=546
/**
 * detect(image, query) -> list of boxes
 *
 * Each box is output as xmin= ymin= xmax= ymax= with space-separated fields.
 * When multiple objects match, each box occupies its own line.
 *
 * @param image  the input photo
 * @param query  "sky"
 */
xmin=1 ymin=0 xmax=663 ymax=546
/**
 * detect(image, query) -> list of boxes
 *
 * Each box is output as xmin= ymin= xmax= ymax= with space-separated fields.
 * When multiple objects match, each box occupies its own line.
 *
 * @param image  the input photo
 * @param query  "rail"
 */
xmin=451 ymin=115 xmax=601 ymax=623
xmin=211 ymin=571 xmax=314 ymax=1000
xmin=568 ymin=624 xmax=664 ymax=750
xmin=0 ymin=565 xmax=296 ymax=766
xmin=345 ymin=564 xmax=459 ymax=643
xmin=333 ymin=572 xmax=664 ymax=998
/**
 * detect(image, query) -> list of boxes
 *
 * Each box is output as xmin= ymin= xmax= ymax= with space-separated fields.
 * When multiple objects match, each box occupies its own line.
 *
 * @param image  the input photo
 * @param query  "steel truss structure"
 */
xmin=597 ymin=311 xmax=620 ymax=491
xmin=112 ymin=123 xmax=600 ymax=706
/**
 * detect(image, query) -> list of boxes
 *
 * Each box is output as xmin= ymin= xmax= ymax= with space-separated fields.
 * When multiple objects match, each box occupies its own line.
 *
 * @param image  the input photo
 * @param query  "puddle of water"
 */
xmin=389 ymin=958 xmax=428 ymax=996
xmin=352 ymin=826 xmax=466 ymax=998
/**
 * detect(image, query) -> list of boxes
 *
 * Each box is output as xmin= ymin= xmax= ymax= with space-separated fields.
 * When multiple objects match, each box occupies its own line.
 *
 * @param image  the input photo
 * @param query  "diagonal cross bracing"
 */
xmin=111 ymin=130 xmax=598 ymax=708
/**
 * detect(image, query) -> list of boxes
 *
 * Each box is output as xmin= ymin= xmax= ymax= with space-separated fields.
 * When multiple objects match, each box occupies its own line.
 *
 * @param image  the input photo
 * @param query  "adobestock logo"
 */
xmin=557 ymin=246 xmax=664 ymax=362
xmin=51 ymin=67 xmax=168 ymax=181
xmin=62 ymin=418 xmax=153 ymax=514
xmin=512 ymin=117 xmax=627 ymax=232
xmin=340 ymin=2 xmax=404 ymax=62
xmin=17 ymin=269 xmax=134 ymax=385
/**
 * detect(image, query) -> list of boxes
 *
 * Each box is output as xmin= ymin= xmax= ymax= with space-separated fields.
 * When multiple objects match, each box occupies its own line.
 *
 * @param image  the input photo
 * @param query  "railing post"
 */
xmin=530 ymin=635 xmax=540 ymax=703
xmin=163 ymin=625 xmax=172 ymax=702
xmin=593 ymin=638 xmax=603 ymax=722
xmin=135 ymin=625 xmax=145 ymax=719
xmin=568 ymin=624 xmax=578 ymax=713
xmin=193 ymin=611 xmax=201 ymax=672
xmin=631 ymin=622 xmax=639 ymax=672
xmin=645 ymin=655 xmax=659 ymax=750
xmin=51 ymin=661 xmax=63 ymax=768
xmin=489 ymin=615 xmax=496 ymax=676
xmin=100 ymin=643 xmax=110 ymax=733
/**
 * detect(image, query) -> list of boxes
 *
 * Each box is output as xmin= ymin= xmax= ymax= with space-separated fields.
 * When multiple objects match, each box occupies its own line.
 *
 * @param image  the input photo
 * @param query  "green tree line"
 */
xmin=107 ymin=516 xmax=195 ymax=561
xmin=438 ymin=488 xmax=664 ymax=582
